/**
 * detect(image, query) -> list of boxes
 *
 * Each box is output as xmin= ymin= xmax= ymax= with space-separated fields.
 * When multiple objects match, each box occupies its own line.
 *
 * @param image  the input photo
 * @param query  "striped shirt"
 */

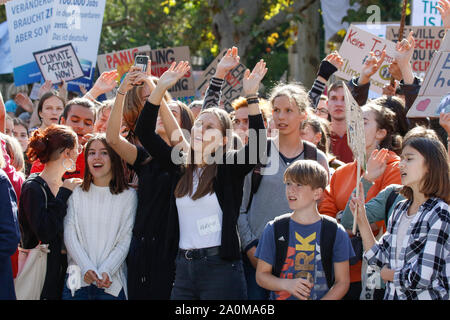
xmin=364 ymin=197 xmax=449 ymax=300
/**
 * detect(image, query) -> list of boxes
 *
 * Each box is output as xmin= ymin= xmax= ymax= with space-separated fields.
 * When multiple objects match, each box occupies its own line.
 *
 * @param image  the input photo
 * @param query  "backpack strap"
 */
xmin=384 ymin=188 xmax=400 ymax=224
xmin=245 ymin=141 xmax=272 ymax=213
xmin=303 ymin=141 xmax=318 ymax=161
xmin=320 ymin=215 xmax=338 ymax=289
xmin=272 ymin=213 xmax=292 ymax=277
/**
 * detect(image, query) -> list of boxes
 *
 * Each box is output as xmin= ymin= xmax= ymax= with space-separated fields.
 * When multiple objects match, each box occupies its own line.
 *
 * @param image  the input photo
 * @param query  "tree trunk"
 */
xmin=290 ymin=0 xmax=320 ymax=89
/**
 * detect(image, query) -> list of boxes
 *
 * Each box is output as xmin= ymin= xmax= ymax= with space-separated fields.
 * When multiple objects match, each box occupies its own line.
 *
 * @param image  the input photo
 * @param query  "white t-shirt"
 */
xmin=176 ymin=169 xmax=223 ymax=250
xmin=395 ymin=210 xmax=417 ymax=262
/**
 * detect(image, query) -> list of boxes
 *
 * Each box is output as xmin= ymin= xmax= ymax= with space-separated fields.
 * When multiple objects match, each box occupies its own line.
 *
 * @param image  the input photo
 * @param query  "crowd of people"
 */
xmin=1 ymin=5 xmax=450 ymax=301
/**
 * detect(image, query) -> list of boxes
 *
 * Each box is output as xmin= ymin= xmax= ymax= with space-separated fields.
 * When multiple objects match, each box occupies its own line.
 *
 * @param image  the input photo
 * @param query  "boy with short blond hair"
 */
xmin=255 ymin=160 xmax=354 ymax=300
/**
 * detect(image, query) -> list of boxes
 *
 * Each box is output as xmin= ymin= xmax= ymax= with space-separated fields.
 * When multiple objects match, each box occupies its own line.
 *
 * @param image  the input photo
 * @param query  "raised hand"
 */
xmin=325 ymin=51 xmax=344 ymax=69
xmin=38 ymin=80 xmax=53 ymax=99
xmin=243 ymin=59 xmax=268 ymax=96
xmin=90 ymin=70 xmax=118 ymax=97
xmin=157 ymin=61 xmax=190 ymax=90
xmin=118 ymin=66 xmax=142 ymax=94
xmin=388 ymin=60 xmax=403 ymax=81
xmin=382 ymin=83 xmax=397 ymax=96
xmin=359 ymin=50 xmax=386 ymax=85
xmin=364 ymin=148 xmax=389 ymax=182
xmin=215 ymin=47 xmax=240 ymax=79
xmin=438 ymin=0 xmax=450 ymax=29
xmin=79 ymin=84 xmax=88 ymax=95
xmin=394 ymin=31 xmax=415 ymax=67
xmin=14 ymin=92 xmax=33 ymax=111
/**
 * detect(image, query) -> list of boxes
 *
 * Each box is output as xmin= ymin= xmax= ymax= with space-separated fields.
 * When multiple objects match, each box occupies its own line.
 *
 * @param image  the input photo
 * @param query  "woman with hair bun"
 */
xmin=18 ymin=124 xmax=82 ymax=299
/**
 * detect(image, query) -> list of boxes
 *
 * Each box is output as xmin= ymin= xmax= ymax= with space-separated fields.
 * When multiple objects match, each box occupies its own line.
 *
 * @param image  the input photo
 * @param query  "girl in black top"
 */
xmin=135 ymin=60 xmax=268 ymax=299
xmin=19 ymin=125 xmax=82 ymax=299
xmin=106 ymin=66 xmax=195 ymax=300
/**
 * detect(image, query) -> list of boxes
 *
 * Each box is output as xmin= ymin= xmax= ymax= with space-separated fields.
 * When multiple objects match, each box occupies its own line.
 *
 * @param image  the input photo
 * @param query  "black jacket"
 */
xmin=18 ymin=174 xmax=72 ymax=300
xmin=126 ymin=146 xmax=180 ymax=300
xmin=135 ymin=101 xmax=267 ymax=261
xmin=0 ymin=170 xmax=20 ymax=300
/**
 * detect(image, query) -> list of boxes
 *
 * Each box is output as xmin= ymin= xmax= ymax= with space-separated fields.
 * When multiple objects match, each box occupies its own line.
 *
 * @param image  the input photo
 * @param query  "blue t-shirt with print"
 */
xmin=255 ymin=215 xmax=355 ymax=300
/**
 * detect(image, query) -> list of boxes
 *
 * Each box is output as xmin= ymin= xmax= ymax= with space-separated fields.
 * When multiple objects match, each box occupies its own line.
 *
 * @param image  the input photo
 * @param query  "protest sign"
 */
xmin=386 ymin=26 xmax=445 ymax=77
xmin=138 ymin=46 xmax=195 ymax=103
xmin=5 ymin=0 xmax=55 ymax=85
xmin=411 ymin=0 xmax=443 ymax=26
xmin=5 ymin=0 xmax=106 ymax=91
xmin=336 ymin=25 xmax=397 ymax=95
xmin=343 ymin=83 xmax=366 ymax=234
xmin=196 ymin=49 xmax=247 ymax=112
xmin=47 ymin=1 xmax=106 ymax=92
xmin=97 ymin=45 xmax=151 ymax=81
xmin=33 ymin=43 xmax=83 ymax=83
xmin=408 ymin=32 xmax=450 ymax=118
xmin=97 ymin=45 xmax=151 ymax=98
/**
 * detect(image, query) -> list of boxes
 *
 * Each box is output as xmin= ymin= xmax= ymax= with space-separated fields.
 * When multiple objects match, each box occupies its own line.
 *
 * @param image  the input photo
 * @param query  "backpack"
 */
xmin=245 ymin=140 xmax=318 ymax=213
xmin=272 ymin=213 xmax=338 ymax=289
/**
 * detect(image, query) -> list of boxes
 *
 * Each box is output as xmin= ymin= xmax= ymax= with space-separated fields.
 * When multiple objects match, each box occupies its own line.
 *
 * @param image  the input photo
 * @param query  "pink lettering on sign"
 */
xmin=346 ymin=30 xmax=365 ymax=49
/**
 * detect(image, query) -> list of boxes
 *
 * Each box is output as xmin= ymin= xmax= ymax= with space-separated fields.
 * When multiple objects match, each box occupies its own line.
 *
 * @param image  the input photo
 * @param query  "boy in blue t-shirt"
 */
xmin=255 ymin=160 xmax=355 ymax=300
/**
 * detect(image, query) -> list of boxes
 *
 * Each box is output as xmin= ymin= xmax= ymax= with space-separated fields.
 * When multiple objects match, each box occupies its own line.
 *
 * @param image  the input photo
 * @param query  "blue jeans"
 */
xmin=62 ymin=275 xmax=126 ymax=300
xmin=242 ymin=252 xmax=270 ymax=300
xmin=170 ymin=252 xmax=247 ymax=300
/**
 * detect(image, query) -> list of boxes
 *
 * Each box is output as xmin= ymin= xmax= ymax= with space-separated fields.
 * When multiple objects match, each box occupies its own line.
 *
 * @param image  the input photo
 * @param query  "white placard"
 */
xmin=33 ymin=43 xmax=83 ymax=83
xmin=336 ymin=25 xmax=397 ymax=94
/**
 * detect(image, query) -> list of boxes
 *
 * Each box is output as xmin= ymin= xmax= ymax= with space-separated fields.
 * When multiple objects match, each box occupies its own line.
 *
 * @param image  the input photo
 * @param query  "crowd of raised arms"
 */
xmin=1 ymin=3 xmax=450 ymax=302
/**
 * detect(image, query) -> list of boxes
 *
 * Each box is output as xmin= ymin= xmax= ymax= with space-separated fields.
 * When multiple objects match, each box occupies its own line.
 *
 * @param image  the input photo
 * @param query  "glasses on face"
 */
xmin=315 ymin=108 xmax=329 ymax=115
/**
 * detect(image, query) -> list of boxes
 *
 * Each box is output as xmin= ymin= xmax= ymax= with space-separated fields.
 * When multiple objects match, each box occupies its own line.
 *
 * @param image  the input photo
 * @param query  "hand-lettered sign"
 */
xmin=408 ymin=31 xmax=450 ymax=118
xmin=336 ymin=25 xmax=397 ymax=95
xmin=386 ymin=26 xmax=445 ymax=77
xmin=196 ymin=49 xmax=247 ymax=112
xmin=411 ymin=0 xmax=443 ymax=27
xmin=33 ymin=43 xmax=84 ymax=84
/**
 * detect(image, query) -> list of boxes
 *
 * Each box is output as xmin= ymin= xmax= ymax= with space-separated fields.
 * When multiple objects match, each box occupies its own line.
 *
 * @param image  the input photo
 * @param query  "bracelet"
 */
xmin=85 ymin=91 xmax=95 ymax=101
xmin=245 ymin=93 xmax=258 ymax=99
xmin=246 ymin=97 xmax=259 ymax=105
xmin=117 ymin=89 xmax=126 ymax=96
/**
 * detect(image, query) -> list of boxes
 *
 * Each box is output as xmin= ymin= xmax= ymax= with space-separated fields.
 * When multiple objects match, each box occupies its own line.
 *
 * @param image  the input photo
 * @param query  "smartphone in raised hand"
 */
xmin=132 ymin=55 xmax=149 ymax=86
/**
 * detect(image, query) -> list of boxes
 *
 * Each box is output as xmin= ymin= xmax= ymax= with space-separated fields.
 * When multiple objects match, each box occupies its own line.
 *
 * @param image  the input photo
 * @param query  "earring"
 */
xmin=62 ymin=158 xmax=76 ymax=171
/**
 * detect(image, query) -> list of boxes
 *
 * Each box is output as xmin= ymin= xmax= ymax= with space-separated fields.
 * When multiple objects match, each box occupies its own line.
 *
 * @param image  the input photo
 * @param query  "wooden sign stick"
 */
xmin=352 ymin=159 xmax=361 ymax=235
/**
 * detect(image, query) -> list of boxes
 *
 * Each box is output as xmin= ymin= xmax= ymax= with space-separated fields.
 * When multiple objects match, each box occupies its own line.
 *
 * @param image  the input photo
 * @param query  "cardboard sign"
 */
xmin=343 ymin=83 xmax=365 ymax=165
xmin=336 ymin=25 xmax=397 ymax=95
xmin=408 ymin=31 xmax=450 ymax=118
xmin=33 ymin=43 xmax=83 ymax=83
xmin=97 ymin=45 xmax=151 ymax=81
xmin=138 ymin=46 xmax=195 ymax=103
xmin=196 ymin=49 xmax=247 ymax=112
xmin=412 ymin=0 xmax=443 ymax=26
xmin=386 ymin=26 xmax=445 ymax=77
xmin=343 ymin=83 xmax=365 ymax=234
